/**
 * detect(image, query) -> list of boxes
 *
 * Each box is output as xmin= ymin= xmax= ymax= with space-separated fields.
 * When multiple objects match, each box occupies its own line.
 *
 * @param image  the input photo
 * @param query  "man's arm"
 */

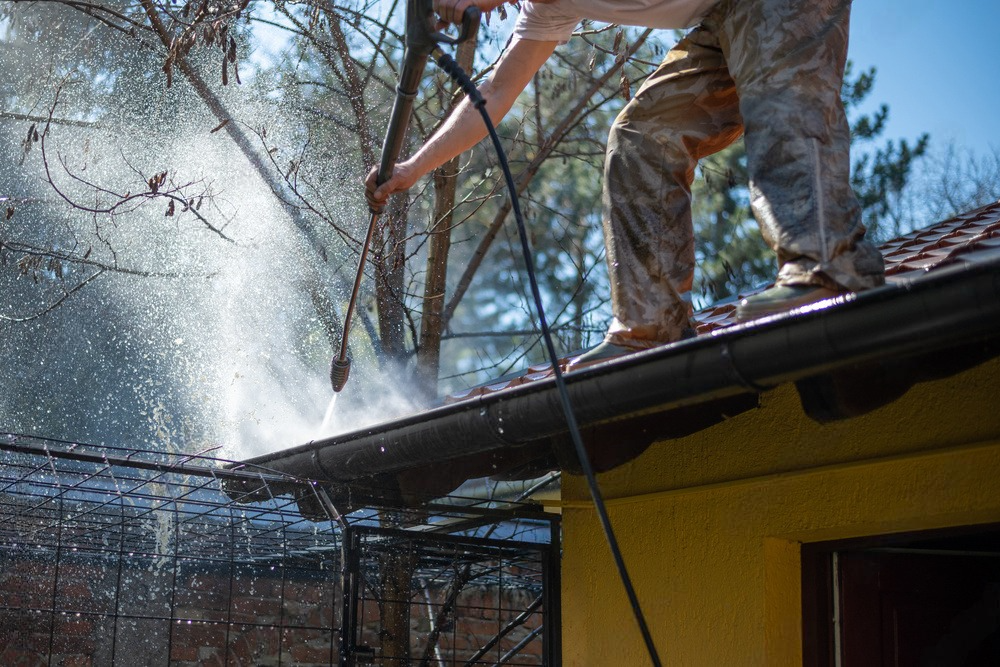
xmin=366 ymin=36 xmax=557 ymax=209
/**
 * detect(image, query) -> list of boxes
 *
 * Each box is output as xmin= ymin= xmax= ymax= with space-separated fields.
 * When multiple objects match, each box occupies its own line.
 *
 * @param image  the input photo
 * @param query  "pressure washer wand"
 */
xmin=330 ymin=1 xmax=481 ymax=393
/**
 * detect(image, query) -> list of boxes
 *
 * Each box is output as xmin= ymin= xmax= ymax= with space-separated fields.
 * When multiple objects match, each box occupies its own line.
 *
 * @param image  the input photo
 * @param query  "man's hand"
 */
xmin=434 ymin=0 xmax=557 ymax=27
xmin=363 ymin=37 xmax=556 ymax=213
xmin=365 ymin=161 xmax=419 ymax=212
xmin=433 ymin=0 xmax=510 ymax=27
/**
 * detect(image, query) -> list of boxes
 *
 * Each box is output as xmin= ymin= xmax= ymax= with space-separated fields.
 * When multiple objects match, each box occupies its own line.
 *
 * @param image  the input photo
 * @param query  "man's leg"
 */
xmin=600 ymin=26 xmax=744 ymax=350
xmin=709 ymin=0 xmax=884 ymax=318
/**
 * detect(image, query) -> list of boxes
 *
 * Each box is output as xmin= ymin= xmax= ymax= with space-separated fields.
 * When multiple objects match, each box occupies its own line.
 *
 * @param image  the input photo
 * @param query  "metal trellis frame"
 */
xmin=0 ymin=432 xmax=560 ymax=666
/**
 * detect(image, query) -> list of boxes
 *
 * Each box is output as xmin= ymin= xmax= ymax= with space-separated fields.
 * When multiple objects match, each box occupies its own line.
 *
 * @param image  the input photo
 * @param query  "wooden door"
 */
xmin=838 ymin=550 xmax=1000 ymax=666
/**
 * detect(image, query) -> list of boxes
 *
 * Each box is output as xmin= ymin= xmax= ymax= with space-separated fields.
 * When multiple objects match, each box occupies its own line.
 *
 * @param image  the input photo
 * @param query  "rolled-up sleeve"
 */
xmin=513 ymin=1 xmax=582 ymax=43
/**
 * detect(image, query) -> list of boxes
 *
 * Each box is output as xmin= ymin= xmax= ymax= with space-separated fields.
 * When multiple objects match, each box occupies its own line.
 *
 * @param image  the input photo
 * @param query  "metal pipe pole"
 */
xmin=330 ymin=2 xmax=480 ymax=392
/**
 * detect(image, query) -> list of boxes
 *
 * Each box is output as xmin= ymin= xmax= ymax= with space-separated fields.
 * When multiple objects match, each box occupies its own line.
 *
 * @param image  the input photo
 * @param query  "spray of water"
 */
xmin=317 ymin=394 xmax=339 ymax=439
xmin=0 ymin=6 xmax=424 ymax=460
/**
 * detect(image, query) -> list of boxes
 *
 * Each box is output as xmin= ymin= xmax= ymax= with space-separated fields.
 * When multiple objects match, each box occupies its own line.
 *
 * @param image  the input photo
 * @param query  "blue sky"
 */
xmin=848 ymin=0 xmax=1000 ymax=154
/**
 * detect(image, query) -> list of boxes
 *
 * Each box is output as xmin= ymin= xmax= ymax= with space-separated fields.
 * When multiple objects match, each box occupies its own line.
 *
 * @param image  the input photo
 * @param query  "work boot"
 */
xmin=566 ymin=328 xmax=697 ymax=371
xmin=736 ymin=284 xmax=844 ymax=321
xmin=566 ymin=341 xmax=641 ymax=371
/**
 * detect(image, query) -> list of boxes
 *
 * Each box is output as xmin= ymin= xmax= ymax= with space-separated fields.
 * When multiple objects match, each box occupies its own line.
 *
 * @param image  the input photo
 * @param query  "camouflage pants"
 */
xmin=602 ymin=0 xmax=885 ymax=348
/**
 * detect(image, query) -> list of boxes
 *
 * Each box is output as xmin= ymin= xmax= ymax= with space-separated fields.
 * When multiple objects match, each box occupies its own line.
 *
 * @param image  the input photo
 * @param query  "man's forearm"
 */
xmin=403 ymin=37 xmax=557 ymax=178
xmin=405 ymin=81 xmax=506 ymax=176
xmin=368 ymin=37 xmax=556 ymax=203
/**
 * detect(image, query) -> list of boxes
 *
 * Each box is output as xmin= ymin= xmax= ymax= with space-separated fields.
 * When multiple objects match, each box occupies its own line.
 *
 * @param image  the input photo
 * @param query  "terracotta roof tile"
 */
xmin=444 ymin=201 xmax=1000 ymax=403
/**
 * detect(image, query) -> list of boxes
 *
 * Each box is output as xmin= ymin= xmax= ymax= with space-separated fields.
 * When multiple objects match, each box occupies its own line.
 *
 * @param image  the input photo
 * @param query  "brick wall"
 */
xmin=0 ymin=549 xmax=546 ymax=666
xmin=0 ymin=549 xmax=340 ymax=667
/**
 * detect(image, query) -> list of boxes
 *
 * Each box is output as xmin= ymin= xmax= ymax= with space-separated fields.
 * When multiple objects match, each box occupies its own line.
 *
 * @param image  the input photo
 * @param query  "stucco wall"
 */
xmin=559 ymin=355 xmax=1000 ymax=665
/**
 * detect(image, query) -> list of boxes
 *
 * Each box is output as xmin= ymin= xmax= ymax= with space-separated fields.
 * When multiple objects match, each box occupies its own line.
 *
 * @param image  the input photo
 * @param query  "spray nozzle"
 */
xmin=330 ymin=355 xmax=351 ymax=393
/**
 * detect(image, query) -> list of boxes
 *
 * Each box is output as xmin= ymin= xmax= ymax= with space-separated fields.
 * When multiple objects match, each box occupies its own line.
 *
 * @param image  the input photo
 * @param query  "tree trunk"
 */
xmin=373 ymin=192 xmax=410 ymax=370
xmin=414 ymin=40 xmax=478 ymax=396
xmin=378 ymin=546 xmax=416 ymax=666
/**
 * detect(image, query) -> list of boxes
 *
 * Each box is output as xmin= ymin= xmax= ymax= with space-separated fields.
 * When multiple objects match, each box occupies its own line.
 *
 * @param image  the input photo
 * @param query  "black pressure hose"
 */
xmin=435 ymin=51 xmax=664 ymax=667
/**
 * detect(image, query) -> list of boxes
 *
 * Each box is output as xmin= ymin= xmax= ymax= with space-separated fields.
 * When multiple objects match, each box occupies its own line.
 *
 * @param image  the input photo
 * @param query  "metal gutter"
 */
xmin=231 ymin=257 xmax=1000 ymax=484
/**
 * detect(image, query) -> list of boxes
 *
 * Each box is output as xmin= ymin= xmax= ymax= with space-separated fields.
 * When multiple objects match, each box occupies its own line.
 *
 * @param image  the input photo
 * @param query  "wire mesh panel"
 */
xmin=0 ymin=434 xmax=560 ymax=666
xmin=0 ymin=435 xmax=343 ymax=666
xmin=342 ymin=526 xmax=558 ymax=667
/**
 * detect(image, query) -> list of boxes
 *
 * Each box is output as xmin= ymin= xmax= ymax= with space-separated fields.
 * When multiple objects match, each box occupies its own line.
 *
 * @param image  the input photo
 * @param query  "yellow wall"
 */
xmin=559 ymin=355 xmax=1000 ymax=666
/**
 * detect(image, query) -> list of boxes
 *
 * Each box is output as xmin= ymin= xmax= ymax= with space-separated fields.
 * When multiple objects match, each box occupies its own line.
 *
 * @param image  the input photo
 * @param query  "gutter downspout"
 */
xmin=228 ymin=258 xmax=1000 ymax=487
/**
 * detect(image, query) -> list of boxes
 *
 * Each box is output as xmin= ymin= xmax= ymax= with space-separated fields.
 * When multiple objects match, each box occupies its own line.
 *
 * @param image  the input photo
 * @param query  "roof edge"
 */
xmin=229 ymin=257 xmax=1000 ymax=486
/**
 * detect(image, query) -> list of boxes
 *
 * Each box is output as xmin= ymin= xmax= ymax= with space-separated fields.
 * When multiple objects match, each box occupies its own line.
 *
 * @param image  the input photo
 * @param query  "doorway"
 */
xmin=803 ymin=526 xmax=1000 ymax=666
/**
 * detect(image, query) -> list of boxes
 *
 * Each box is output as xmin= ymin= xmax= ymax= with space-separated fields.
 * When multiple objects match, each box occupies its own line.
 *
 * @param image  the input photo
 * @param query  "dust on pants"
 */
xmin=601 ymin=0 xmax=885 ymax=348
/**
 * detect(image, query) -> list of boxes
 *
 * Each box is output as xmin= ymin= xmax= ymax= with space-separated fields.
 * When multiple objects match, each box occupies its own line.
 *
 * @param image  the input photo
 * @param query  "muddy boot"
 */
xmin=736 ymin=284 xmax=844 ymax=321
xmin=567 ymin=328 xmax=697 ymax=371
xmin=566 ymin=342 xmax=642 ymax=371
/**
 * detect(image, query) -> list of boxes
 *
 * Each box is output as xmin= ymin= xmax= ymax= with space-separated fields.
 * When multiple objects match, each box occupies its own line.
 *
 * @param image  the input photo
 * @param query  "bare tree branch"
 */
xmin=0 ymin=111 xmax=96 ymax=128
xmin=1 ymin=239 xmax=207 ymax=278
xmin=34 ymin=85 xmax=235 ymax=242
xmin=0 ymin=267 xmax=104 ymax=323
